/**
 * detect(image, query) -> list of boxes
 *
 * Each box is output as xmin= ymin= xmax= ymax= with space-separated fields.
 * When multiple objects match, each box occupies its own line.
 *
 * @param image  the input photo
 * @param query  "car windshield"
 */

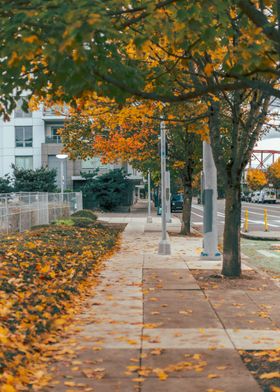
xmin=172 ymin=194 xmax=183 ymax=201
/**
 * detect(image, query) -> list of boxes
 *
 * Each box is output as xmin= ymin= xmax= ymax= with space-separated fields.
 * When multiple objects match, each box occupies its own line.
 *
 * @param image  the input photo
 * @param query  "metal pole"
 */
xmin=158 ymin=120 xmax=171 ymax=255
xmin=60 ymin=160 xmax=64 ymax=195
xmin=166 ymin=170 xmax=172 ymax=223
xmin=147 ymin=170 xmax=153 ymax=223
xmin=201 ymin=141 xmax=221 ymax=260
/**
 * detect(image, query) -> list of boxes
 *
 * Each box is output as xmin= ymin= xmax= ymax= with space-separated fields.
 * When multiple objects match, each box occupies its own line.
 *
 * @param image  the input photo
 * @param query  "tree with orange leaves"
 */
xmin=246 ymin=168 xmax=267 ymax=191
xmin=267 ymin=159 xmax=280 ymax=189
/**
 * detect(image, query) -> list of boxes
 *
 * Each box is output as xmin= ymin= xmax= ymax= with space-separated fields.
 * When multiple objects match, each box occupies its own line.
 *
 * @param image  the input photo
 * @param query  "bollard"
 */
xmin=264 ymin=208 xmax=268 ymax=232
xmin=244 ymin=209 xmax=249 ymax=232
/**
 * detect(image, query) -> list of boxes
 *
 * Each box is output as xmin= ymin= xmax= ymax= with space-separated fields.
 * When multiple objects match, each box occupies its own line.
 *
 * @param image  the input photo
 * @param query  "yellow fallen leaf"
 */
xmin=260 ymin=372 xmax=280 ymax=379
xmin=2 ymin=385 xmax=16 ymax=392
xmin=271 ymin=387 xmax=280 ymax=392
xmin=64 ymin=381 xmax=76 ymax=387
xmin=153 ymin=368 xmax=168 ymax=380
xmin=208 ymin=374 xmax=219 ymax=379
xmin=132 ymin=377 xmax=145 ymax=382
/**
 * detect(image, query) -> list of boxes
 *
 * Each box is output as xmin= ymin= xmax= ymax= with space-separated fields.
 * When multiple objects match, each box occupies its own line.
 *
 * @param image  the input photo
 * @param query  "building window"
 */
xmin=50 ymin=126 xmax=61 ymax=143
xmin=15 ymin=156 xmax=33 ymax=170
xmin=14 ymin=98 xmax=32 ymax=118
xmin=15 ymin=126 xmax=33 ymax=147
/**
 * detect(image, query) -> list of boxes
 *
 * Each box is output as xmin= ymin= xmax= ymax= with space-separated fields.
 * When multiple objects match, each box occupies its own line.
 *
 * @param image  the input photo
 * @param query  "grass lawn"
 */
xmin=0 ymin=223 xmax=122 ymax=391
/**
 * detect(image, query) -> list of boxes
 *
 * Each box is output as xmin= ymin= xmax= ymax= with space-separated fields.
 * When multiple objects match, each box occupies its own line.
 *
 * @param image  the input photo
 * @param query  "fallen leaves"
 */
xmin=260 ymin=372 xmax=280 ymax=380
xmin=0 ymin=224 xmax=121 ymax=390
xmin=82 ymin=368 xmax=106 ymax=379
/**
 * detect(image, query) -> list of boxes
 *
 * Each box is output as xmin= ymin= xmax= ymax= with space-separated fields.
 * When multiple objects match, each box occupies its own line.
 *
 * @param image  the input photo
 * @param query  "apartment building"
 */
xmin=0 ymin=100 xmax=140 ymax=190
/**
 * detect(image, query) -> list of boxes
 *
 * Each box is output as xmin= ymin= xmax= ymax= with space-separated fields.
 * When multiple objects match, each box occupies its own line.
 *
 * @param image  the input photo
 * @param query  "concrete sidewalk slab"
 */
xmin=144 ymin=254 xmax=187 ymax=269
xmin=142 ymin=328 xmax=234 ymax=349
xmin=143 ymin=268 xmax=200 ymax=290
xmin=227 ymin=328 xmax=280 ymax=350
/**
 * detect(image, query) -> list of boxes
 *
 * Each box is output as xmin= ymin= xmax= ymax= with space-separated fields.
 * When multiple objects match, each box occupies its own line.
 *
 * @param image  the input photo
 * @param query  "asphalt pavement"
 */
xmin=187 ymin=199 xmax=280 ymax=236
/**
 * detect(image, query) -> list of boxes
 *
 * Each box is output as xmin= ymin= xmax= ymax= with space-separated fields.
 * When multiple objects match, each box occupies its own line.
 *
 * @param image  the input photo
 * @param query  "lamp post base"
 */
xmin=147 ymin=216 xmax=153 ymax=223
xmin=158 ymin=240 xmax=171 ymax=255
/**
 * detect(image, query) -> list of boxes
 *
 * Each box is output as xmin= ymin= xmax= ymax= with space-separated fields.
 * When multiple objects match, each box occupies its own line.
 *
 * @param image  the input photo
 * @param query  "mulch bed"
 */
xmin=190 ymin=269 xmax=276 ymax=291
xmin=240 ymin=350 xmax=280 ymax=392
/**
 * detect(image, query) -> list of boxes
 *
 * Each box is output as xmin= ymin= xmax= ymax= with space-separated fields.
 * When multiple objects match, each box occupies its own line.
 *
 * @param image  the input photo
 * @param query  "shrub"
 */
xmin=80 ymin=169 xmax=131 ymax=211
xmin=53 ymin=219 xmax=75 ymax=226
xmin=71 ymin=217 xmax=96 ymax=228
xmin=71 ymin=209 xmax=97 ymax=221
xmin=0 ymin=174 xmax=13 ymax=193
xmin=12 ymin=165 xmax=57 ymax=192
xmin=30 ymin=224 xmax=50 ymax=231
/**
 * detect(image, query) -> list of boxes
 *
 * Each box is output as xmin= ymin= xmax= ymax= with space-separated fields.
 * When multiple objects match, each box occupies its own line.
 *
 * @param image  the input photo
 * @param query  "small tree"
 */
xmin=267 ymin=159 xmax=280 ymax=189
xmin=0 ymin=174 xmax=13 ymax=193
xmin=13 ymin=166 xmax=57 ymax=192
xmin=81 ymin=169 xmax=131 ymax=211
xmin=246 ymin=168 xmax=267 ymax=191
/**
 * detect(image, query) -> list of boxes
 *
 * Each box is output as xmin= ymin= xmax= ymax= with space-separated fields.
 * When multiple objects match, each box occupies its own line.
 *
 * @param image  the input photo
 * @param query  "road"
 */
xmin=185 ymin=199 xmax=280 ymax=236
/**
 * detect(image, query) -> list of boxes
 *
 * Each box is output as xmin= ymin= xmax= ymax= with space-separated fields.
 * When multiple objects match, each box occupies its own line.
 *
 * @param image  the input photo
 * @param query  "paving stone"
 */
xmin=143 ymin=268 xmax=200 ymax=290
xmin=246 ymin=290 xmax=280 ymax=326
xmin=47 ymin=349 xmax=139 ymax=381
xmin=227 ymin=328 xmax=280 ymax=350
xmin=144 ymin=254 xmax=187 ymax=269
xmin=76 ymin=332 xmax=142 ymax=349
xmin=141 ymin=348 xmax=257 ymax=379
xmin=141 ymin=375 xmax=261 ymax=392
xmin=44 ymin=378 xmax=138 ymax=392
xmin=144 ymin=290 xmax=220 ymax=328
xmin=206 ymin=289 xmax=277 ymax=330
xmin=142 ymin=328 xmax=233 ymax=349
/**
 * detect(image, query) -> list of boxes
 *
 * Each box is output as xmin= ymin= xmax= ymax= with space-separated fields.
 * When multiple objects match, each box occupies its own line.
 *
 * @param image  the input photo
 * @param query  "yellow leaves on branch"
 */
xmin=204 ymin=63 xmax=214 ymax=76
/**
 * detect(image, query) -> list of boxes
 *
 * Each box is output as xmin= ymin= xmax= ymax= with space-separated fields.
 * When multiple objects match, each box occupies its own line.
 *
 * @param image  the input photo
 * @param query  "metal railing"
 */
xmin=45 ymin=136 xmax=62 ymax=144
xmin=0 ymin=192 xmax=83 ymax=234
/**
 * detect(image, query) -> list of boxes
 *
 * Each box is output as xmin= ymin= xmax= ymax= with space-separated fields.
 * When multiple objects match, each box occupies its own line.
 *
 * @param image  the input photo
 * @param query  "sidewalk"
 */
xmin=43 ymin=209 xmax=280 ymax=391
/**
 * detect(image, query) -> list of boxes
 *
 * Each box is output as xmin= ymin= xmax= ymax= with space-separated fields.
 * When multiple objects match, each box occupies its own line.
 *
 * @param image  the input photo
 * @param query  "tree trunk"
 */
xmin=222 ymin=183 xmax=242 ymax=277
xmin=181 ymin=182 xmax=192 ymax=235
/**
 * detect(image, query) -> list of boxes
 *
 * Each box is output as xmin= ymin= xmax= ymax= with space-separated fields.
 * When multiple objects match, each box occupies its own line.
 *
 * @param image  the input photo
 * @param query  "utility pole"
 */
xmin=158 ymin=120 xmax=171 ymax=255
xmin=201 ymin=141 xmax=221 ymax=260
xmin=147 ymin=169 xmax=153 ymax=223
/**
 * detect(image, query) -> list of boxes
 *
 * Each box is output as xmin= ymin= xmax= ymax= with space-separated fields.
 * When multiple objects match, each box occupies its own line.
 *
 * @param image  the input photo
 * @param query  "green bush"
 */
xmin=30 ymin=224 xmax=50 ymax=231
xmin=0 ymin=174 xmax=13 ymax=193
xmin=71 ymin=217 xmax=96 ymax=228
xmin=71 ymin=209 xmax=97 ymax=221
xmin=12 ymin=165 xmax=57 ymax=192
xmin=80 ymin=169 xmax=131 ymax=211
xmin=54 ymin=219 xmax=75 ymax=226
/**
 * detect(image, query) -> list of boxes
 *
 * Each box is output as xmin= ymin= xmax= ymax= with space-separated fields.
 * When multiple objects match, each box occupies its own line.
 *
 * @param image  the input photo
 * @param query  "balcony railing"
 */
xmin=45 ymin=136 xmax=62 ymax=144
xmin=43 ymin=105 xmax=68 ymax=117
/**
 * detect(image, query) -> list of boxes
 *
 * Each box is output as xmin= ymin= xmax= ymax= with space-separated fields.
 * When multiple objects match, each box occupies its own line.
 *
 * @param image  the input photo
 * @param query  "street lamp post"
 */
xmin=166 ymin=170 xmax=172 ymax=223
xmin=201 ymin=141 xmax=221 ymax=260
xmin=147 ymin=169 xmax=153 ymax=223
xmin=56 ymin=154 xmax=68 ymax=195
xmin=158 ymin=120 xmax=171 ymax=255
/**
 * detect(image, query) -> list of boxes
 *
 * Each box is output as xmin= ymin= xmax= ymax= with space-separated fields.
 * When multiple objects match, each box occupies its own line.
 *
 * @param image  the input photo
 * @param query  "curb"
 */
xmin=241 ymin=231 xmax=280 ymax=241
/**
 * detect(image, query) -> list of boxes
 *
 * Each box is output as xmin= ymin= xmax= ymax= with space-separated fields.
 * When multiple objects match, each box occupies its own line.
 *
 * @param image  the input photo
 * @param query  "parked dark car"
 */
xmin=171 ymin=194 xmax=184 ymax=212
xmin=245 ymin=192 xmax=252 ymax=202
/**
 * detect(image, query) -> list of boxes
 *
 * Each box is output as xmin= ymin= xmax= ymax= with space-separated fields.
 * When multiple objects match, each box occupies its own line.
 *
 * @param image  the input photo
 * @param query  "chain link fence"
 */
xmin=0 ymin=192 xmax=83 ymax=234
